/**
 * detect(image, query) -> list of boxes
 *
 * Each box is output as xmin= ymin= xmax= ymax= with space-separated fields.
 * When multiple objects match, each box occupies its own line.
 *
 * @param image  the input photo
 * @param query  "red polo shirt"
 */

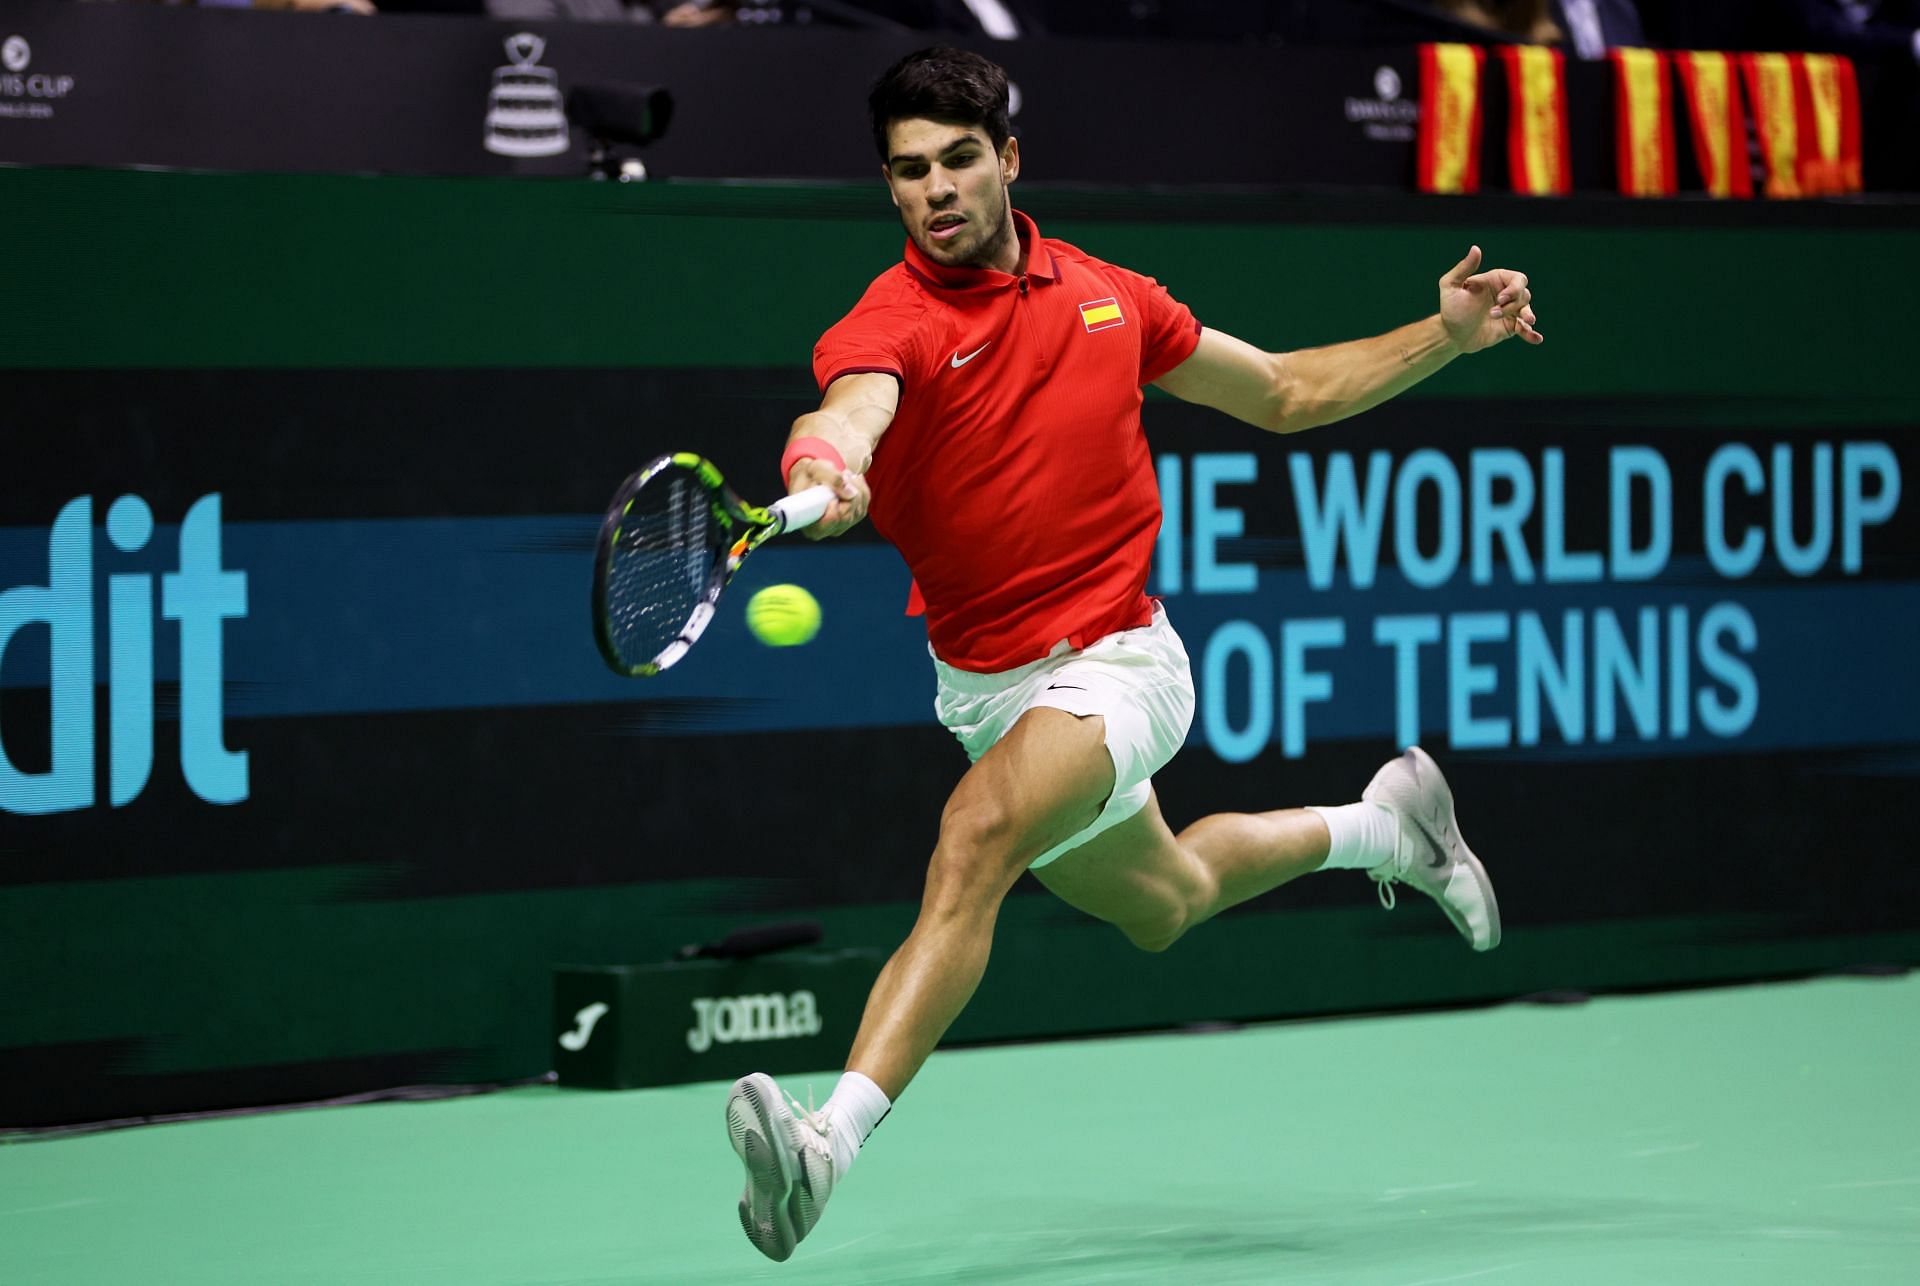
xmin=811 ymin=211 xmax=1202 ymax=672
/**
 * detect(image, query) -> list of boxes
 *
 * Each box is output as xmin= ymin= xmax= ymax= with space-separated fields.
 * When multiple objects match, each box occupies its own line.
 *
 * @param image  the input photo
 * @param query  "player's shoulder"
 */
xmin=1041 ymin=236 xmax=1161 ymax=289
xmin=1040 ymin=234 xmax=1103 ymax=270
xmin=826 ymin=262 xmax=938 ymax=332
xmin=813 ymin=262 xmax=946 ymax=383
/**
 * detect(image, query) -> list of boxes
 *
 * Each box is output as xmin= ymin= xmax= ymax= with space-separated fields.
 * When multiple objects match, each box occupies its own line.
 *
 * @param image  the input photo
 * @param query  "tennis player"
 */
xmin=727 ymin=47 xmax=1541 ymax=1262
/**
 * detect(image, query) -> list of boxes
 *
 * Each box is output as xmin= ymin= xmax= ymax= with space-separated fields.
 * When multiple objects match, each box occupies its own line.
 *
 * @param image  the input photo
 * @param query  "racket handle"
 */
xmin=768 ymin=485 xmax=835 ymax=534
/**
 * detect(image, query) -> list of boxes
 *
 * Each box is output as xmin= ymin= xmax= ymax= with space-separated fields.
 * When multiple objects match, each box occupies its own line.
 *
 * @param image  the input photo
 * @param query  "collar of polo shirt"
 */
xmin=902 ymin=210 xmax=1060 ymax=292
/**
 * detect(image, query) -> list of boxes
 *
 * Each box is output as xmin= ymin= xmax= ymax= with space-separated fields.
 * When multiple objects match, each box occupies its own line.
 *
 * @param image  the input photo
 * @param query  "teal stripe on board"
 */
xmin=1 ymin=512 xmax=1914 ymax=755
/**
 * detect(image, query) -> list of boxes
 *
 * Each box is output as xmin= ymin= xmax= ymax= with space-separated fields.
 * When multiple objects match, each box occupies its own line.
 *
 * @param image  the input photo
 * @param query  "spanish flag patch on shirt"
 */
xmin=1079 ymin=297 xmax=1125 ymax=332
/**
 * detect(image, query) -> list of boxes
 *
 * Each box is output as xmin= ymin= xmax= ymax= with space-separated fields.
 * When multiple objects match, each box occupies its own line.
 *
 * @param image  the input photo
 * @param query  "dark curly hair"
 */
xmin=868 ymin=47 xmax=1012 ymax=164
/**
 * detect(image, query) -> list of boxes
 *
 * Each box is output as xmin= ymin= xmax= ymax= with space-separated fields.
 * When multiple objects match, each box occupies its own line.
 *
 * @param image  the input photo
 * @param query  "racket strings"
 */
xmin=603 ymin=474 xmax=724 ymax=666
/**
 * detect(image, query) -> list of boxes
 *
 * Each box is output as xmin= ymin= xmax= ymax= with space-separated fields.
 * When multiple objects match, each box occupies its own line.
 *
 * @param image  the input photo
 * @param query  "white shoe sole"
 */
xmin=726 ymin=1072 xmax=802 ymax=1262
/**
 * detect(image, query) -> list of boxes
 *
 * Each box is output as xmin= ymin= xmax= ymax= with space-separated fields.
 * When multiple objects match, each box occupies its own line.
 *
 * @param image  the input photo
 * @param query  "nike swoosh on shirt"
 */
xmin=950 ymin=343 xmax=991 ymax=368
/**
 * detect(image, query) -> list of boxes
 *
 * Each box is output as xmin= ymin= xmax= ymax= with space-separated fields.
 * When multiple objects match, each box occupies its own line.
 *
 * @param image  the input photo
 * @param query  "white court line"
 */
xmin=802 ymin=1231 xmax=878 ymax=1259
xmin=1 ymin=1198 xmax=101 ymax=1216
xmin=1819 ymin=1177 xmax=1920 ymax=1189
xmin=1379 ymin=1181 xmax=1479 ymax=1202
xmin=1398 ymin=1264 xmax=1524 ymax=1286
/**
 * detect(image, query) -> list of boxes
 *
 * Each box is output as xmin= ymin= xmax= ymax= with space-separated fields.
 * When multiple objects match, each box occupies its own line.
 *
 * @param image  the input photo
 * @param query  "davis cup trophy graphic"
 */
xmin=485 ymin=34 xmax=570 ymax=159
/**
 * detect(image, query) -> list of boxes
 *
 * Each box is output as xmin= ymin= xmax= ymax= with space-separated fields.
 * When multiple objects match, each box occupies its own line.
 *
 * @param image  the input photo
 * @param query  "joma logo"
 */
xmin=686 ymin=991 xmax=822 ymax=1053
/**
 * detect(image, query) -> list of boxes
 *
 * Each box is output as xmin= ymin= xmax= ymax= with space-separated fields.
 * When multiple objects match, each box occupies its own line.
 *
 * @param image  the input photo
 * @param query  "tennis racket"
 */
xmin=591 ymin=453 xmax=836 ymax=677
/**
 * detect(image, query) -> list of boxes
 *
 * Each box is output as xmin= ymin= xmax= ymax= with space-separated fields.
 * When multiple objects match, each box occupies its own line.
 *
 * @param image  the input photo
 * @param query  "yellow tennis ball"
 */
xmin=745 ymin=584 xmax=821 ymax=647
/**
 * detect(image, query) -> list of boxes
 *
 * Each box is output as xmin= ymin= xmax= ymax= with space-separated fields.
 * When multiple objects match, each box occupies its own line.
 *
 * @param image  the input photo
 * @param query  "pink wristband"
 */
xmin=780 ymin=435 xmax=847 ymax=486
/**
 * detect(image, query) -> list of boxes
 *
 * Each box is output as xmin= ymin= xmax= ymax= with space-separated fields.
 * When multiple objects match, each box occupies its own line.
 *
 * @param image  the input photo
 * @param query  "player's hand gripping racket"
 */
xmin=591 ymin=453 xmax=835 ymax=677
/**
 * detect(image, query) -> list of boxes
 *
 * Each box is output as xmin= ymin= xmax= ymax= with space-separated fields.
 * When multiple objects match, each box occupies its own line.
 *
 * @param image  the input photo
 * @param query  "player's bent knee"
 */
xmin=934 ymin=799 xmax=1022 ymax=876
xmin=1122 ymin=926 xmax=1183 ymax=954
xmin=923 ymin=809 xmax=1026 ymax=916
xmin=1118 ymin=903 xmax=1191 ymax=954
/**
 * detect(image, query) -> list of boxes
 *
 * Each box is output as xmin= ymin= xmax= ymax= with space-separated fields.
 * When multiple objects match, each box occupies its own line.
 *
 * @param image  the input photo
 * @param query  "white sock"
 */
xmin=1307 ymin=801 xmax=1399 ymax=871
xmin=822 ymin=1070 xmax=891 ymax=1178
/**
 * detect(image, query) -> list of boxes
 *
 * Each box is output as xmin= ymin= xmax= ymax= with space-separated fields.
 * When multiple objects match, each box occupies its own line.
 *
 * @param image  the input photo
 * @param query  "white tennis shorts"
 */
xmin=932 ymin=604 xmax=1197 ymax=869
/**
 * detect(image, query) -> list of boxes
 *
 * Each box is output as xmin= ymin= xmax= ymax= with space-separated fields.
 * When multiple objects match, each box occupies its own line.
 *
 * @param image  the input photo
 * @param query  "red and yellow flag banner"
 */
xmin=1674 ymin=51 xmax=1752 ymax=198
xmin=1741 ymin=51 xmax=1803 ymax=198
xmin=1498 ymin=45 xmax=1572 ymax=196
xmin=1417 ymin=43 xmax=1485 ymax=195
xmin=1610 ymin=47 xmax=1677 ymax=197
xmin=1793 ymin=52 xmax=1862 ymax=195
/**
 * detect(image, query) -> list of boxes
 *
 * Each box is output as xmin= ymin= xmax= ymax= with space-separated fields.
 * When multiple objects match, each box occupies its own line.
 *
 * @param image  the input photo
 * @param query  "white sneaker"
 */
xmin=1361 ymin=746 xmax=1502 ymax=952
xmin=726 ymin=1072 xmax=837 ymax=1262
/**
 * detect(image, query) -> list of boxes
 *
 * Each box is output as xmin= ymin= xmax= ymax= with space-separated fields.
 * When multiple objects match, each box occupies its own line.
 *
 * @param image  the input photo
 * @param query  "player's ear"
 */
xmin=881 ymin=165 xmax=898 ymax=206
xmin=1001 ymin=136 xmax=1019 ymax=185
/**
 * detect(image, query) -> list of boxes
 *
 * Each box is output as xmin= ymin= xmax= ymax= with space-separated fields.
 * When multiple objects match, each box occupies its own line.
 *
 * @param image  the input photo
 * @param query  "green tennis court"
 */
xmin=9 ymin=972 xmax=1915 ymax=1284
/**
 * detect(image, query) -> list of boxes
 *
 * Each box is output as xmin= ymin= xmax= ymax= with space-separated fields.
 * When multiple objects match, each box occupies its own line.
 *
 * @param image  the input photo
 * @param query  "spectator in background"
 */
xmin=656 ymin=0 xmax=1023 ymax=33
xmin=1435 ymin=0 xmax=1647 ymax=54
xmin=1434 ymin=0 xmax=1563 ymax=42
xmin=1554 ymin=0 xmax=1647 ymax=56
xmin=486 ymin=0 xmax=638 ymax=20
xmin=661 ymin=0 xmax=725 ymax=23
xmin=125 ymin=0 xmax=379 ymax=10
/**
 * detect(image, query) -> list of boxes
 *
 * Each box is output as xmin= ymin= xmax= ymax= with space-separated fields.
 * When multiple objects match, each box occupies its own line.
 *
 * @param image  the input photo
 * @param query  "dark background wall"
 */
xmin=6 ymin=2 xmax=1920 ymax=193
xmin=2 ymin=169 xmax=1916 ymax=1127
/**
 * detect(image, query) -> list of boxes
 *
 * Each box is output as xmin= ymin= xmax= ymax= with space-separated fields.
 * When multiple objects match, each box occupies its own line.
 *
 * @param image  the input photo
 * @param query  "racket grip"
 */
xmin=769 ymin=485 xmax=835 ymax=534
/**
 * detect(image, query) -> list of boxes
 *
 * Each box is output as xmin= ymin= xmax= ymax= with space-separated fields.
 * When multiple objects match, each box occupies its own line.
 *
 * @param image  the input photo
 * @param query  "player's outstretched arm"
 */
xmin=783 ymin=372 xmax=899 ymax=540
xmin=1153 ymin=245 xmax=1541 ymax=434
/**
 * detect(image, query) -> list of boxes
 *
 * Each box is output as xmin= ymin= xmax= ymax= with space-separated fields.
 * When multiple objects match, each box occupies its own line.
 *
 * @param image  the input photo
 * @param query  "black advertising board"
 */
xmin=2 ymin=170 xmax=1917 ymax=1128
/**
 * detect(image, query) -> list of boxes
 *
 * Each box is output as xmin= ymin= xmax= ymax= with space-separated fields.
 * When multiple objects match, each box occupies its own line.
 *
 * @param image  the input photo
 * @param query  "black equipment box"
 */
xmin=553 ymin=949 xmax=883 ymax=1090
